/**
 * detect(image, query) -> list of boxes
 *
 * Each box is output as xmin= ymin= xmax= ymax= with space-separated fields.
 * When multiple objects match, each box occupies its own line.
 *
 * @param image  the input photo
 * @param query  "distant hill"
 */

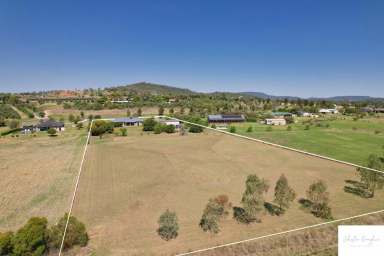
xmin=105 ymin=82 xmax=195 ymax=96
xmin=241 ymin=92 xmax=383 ymax=102
xmin=240 ymin=92 xmax=300 ymax=100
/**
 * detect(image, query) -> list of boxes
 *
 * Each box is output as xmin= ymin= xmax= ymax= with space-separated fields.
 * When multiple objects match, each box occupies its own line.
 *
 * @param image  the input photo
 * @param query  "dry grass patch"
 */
xmin=72 ymin=129 xmax=384 ymax=256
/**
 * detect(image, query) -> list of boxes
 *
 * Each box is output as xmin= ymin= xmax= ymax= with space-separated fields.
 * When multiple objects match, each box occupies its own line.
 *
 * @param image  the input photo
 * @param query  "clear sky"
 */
xmin=0 ymin=0 xmax=383 ymax=97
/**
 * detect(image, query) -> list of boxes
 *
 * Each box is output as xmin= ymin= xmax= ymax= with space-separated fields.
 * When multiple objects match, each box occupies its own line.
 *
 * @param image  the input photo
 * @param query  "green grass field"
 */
xmin=232 ymin=116 xmax=384 ymax=166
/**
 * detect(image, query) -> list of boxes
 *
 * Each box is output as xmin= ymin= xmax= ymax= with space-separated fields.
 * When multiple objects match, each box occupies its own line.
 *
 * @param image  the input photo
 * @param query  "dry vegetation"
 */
xmin=0 ymin=127 xmax=86 ymax=230
xmin=72 ymin=128 xmax=384 ymax=256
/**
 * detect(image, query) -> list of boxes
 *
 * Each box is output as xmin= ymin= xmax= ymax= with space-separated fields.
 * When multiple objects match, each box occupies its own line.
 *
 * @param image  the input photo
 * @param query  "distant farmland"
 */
xmin=72 ymin=128 xmax=384 ymax=256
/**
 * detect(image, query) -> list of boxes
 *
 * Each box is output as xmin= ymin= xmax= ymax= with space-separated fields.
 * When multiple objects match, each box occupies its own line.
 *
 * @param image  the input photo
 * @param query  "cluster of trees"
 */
xmin=0 ymin=104 xmax=20 ymax=120
xmin=90 ymin=120 xmax=114 ymax=138
xmin=0 ymin=214 xmax=88 ymax=256
xmin=344 ymin=154 xmax=384 ymax=198
xmin=157 ymin=174 xmax=333 ymax=241
xmin=154 ymin=123 xmax=176 ymax=134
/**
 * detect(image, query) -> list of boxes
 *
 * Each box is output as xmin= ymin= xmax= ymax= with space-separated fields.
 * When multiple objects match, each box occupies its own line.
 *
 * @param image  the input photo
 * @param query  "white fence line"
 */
xmin=58 ymin=120 xmax=93 ymax=256
xmin=175 ymin=209 xmax=384 ymax=256
xmin=166 ymin=116 xmax=384 ymax=175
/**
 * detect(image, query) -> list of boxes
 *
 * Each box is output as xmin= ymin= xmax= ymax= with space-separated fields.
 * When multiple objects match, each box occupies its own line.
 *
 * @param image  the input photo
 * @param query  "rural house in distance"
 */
xmin=112 ymin=117 xmax=143 ymax=126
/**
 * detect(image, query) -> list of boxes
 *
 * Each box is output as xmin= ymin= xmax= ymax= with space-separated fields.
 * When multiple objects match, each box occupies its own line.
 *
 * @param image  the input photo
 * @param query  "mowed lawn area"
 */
xmin=72 ymin=127 xmax=384 ymax=256
xmin=0 ymin=126 xmax=86 ymax=230
xmin=233 ymin=117 xmax=384 ymax=166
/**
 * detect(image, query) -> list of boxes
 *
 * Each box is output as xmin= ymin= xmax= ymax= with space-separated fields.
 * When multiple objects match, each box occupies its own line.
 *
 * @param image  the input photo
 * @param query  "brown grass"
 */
xmin=71 ymin=128 xmax=384 ymax=255
xmin=0 ymin=127 xmax=86 ymax=230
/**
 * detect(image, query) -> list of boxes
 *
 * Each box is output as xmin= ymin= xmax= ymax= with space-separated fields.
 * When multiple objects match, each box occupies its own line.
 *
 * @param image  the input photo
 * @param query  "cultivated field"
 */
xmin=0 ymin=127 xmax=86 ymax=230
xmin=72 ymin=127 xmax=384 ymax=256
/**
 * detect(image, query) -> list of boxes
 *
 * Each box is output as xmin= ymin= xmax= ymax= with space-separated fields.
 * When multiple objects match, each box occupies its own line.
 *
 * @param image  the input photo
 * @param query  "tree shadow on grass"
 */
xmin=344 ymin=180 xmax=372 ymax=198
xmin=298 ymin=198 xmax=313 ymax=213
xmin=264 ymin=202 xmax=285 ymax=216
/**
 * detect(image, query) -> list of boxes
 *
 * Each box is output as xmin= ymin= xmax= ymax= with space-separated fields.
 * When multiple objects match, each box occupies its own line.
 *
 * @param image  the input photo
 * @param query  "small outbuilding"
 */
xmin=208 ymin=114 xmax=245 ymax=123
xmin=265 ymin=118 xmax=286 ymax=125
xmin=158 ymin=118 xmax=181 ymax=128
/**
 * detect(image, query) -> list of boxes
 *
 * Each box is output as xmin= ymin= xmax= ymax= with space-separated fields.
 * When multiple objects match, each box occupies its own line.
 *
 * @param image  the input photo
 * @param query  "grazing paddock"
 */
xmin=72 ymin=128 xmax=384 ymax=256
xmin=0 ymin=127 xmax=86 ymax=230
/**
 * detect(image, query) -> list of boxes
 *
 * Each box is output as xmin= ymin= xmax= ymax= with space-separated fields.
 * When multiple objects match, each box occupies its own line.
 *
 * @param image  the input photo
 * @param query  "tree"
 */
xmin=158 ymin=106 xmax=164 ymax=115
xmin=49 ymin=213 xmax=88 ymax=250
xmin=80 ymin=111 xmax=84 ymax=118
xmin=0 ymin=232 xmax=13 ymax=255
xmin=199 ymin=195 xmax=231 ymax=233
xmin=154 ymin=123 xmax=164 ymax=134
xmin=142 ymin=118 xmax=157 ymax=131
xmin=91 ymin=120 xmax=114 ymax=138
xmin=68 ymin=114 xmax=75 ymax=123
xmin=229 ymin=126 xmax=236 ymax=133
xmin=274 ymin=174 xmax=296 ymax=211
xmin=137 ymin=107 xmax=142 ymax=116
xmin=8 ymin=119 xmax=20 ymax=129
xmin=11 ymin=217 xmax=49 ymax=256
xmin=169 ymin=107 xmax=174 ymax=114
xmin=120 ymin=128 xmax=127 ymax=136
xmin=357 ymin=154 xmax=384 ymax=197
xmin=157 ymin=210 xmax=179 ymax=241
xmin=76 ymin=122 xmax=83 ymax=129
xmin=307 ymin=180 xmax=332 ymax=219
xmin=240 ymin=175 xmax=269 ymax=222
xmin=47 ymin=128 xmax=57 ymax=136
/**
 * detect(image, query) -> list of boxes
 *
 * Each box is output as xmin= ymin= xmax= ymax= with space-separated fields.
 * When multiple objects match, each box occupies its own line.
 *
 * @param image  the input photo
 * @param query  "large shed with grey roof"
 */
xmin=208 ymin=114 xmax=245 ymax=123
xmin=112 ymin=117 xmax=143 ymax=126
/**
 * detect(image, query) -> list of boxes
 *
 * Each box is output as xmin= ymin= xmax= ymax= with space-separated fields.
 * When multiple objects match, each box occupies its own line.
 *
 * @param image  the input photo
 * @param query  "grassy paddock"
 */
xmin=0 ymin=126 xmax=87 ymax=230
xmin=72 ymin=127 xmax=384 ymax=255
xmin=233 ymin=117 xmax=384 ymax=166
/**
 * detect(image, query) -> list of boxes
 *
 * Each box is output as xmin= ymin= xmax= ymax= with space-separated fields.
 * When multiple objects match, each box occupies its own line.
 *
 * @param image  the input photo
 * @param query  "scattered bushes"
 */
xmin=157 ymin=210 xmax=179 ymax=241
xmin=0 ymin=104 xmax=20 ymax=119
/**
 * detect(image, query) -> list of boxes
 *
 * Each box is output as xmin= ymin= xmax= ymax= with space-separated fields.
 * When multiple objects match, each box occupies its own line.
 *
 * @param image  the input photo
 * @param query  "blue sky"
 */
xmin=0 ymin=0 xmax=383 ymax=97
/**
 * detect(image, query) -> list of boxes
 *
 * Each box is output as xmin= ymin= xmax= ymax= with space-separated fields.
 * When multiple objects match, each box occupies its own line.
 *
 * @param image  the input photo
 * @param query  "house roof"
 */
xmin=272 ymin=112 xmax=292 ymax=116
xmin=208 ymin=114 xmax=245 ymax=121
xmin=37 ymin=120 xmax=64 ymax=128
xmin=112 ymin=117 xmax=142 ymax=123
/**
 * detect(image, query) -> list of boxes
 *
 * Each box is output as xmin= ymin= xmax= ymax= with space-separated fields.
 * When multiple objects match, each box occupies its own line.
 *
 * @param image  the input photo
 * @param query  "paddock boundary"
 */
xmin=59 ymin=116 xmax=384 ymax=256
xmin=58 ymin=120 xmax=93 ymax=256
xmin=167 ymin=116 xmax=384 ymax=175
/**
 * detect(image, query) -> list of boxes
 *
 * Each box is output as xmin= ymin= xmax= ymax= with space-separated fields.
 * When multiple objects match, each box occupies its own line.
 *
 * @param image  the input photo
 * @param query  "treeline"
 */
xmin=0 ymin=214 xmax=88 ymax=256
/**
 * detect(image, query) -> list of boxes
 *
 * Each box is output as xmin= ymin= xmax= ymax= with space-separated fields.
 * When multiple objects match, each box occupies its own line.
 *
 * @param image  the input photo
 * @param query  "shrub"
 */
xmin=189 ymin=125 xmax=203 ymax=133
xmin=211 ymin=124 xmax=216 ymax=129
xmin=157 ymin=210 xmax=179 ymax=241
xmin=47 ymin=128 xmax=57 ymax=136
xmin=164 ymin=124 xmax=175 ymax=134
xmin=76 ymin=122 xmax=83 ymax=129
xmin=120 ymin=128 xmax=127 ymax=136
xmin=286 ymin=126 xmax=292 ymax=131
xmin=229 ymin=126 xmax=236 ymax=133
xmin=8 ymin=119 xmax=20 ymax=129
xmin=374 ymin=130 xmax=381 ymax=135
xmin=11 ymin=217 xmax=49 ymax=256
xmin=154 ymin=123 xmax=163 ymax=134
xmin=266 ymin=126 xmax=272 ymax=132
xmin=49 ymin=213 xmax=88 ymax=250
xmin=0 ymin=232 xmax=13 ymax=255
xmin=143 ymin=118 xmax=157 ymax=131
xmin=246 ymin=126 xmax=253 ymax=132
xmin=304 ymin=124 xmax=310 ymax=130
